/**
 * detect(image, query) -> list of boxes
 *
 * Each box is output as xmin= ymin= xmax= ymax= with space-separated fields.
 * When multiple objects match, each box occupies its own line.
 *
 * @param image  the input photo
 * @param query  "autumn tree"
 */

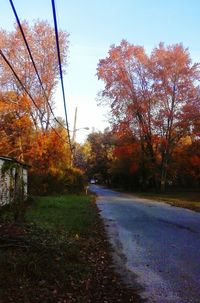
xmin=28 ymin=126 xmax=76 ymax=194
xmin=73 ymin=142 xmax=90 ymax=171
xmin=0 ymin=92 xmax=33 ymax=161
xmin=170 ymin=137 xmax=200 ymax=188
xmin=150 ymin=43 xmax=200 ymax=191
xmin=97 ymin=40 xmax=200 ymax=191
xmin=0 ymin=20 xmax=69 ymax=130
xmin=0 ymin=20 xmax=83 ymax=194
xmin=86 ymin=130 xmax=113 ymax=184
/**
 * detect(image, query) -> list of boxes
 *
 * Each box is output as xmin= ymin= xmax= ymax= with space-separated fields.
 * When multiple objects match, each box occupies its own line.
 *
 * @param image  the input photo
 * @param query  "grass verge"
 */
xmin=0 ymin=194 xmax=143 ymax=303
xmin=135 ymin=191 xmax=200 ymax=212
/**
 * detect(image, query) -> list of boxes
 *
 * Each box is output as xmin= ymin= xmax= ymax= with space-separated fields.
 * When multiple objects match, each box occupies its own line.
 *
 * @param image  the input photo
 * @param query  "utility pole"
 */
xmin=72 ymin=106 xmax=77 ymax=144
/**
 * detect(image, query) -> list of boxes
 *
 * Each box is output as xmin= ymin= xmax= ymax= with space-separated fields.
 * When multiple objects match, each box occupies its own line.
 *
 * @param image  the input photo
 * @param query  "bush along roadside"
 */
xmin=0 ymin=194 xmax=144 ymax=303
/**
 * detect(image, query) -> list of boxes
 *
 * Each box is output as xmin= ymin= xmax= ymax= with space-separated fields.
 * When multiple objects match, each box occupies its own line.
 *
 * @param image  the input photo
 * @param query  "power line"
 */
xmin=0 ymin=48 xmax=68 ymax=144
xmin=9 ymin=0 xmax=68 ymax=132
xmin=51 ymin=0 xmax=72 ymax=153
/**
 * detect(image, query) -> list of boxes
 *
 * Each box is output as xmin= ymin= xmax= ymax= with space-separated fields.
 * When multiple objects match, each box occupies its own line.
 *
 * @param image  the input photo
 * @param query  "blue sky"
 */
xmin=1 ymin=0 xmax=200 ymax=142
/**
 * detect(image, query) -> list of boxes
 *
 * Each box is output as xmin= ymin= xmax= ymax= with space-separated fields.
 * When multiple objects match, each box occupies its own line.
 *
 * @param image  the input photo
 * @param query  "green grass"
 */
xmin=0 ymin=194 xmax=99 ymax=302
xmin=136 ymin=191 xmax=200 ymax=211
xmin=27 ymin=194 xmax=97 ymax=236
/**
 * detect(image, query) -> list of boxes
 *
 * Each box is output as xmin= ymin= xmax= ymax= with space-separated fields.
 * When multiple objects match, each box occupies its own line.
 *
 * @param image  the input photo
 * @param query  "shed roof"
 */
xmin=0 ymin=156 xmax=30 ymax=167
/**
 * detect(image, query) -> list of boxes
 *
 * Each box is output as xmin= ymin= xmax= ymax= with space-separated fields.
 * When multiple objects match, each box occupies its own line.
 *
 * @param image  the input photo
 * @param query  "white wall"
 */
xmin=0 ymin=159 xmax=28 ymax=207
xmin=0 ymin=159 xmax=10 ymax=206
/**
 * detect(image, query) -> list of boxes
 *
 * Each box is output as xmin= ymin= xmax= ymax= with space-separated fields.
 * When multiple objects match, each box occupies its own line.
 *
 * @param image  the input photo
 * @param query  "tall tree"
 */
xmin=97 ymin=40 xmax=158 ymax=188
xmin=97 ymin=41 xmax=200 ymax=191
xmin=150 ymin=43 xmax=200 ymax=190
xmin=0 ymin=20 xmax=76 ymax=193
xmin=0 ymin=20 xmax=69 ymax=130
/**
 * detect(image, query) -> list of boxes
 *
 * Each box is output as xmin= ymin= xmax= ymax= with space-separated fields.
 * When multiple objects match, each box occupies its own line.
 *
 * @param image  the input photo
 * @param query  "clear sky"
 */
xmin=1 ymin=0 xmax=200 ymax=142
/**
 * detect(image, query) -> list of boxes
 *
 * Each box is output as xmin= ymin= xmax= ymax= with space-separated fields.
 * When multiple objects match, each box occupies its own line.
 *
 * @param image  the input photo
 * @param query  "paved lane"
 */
xmin=91 ymin=185 xmax=200 ymax=303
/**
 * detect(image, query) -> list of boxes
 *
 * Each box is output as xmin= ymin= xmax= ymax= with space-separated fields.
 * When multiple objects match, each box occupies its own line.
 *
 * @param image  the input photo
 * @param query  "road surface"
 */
xmin=91 ymin=185 xmax=200 ymax=303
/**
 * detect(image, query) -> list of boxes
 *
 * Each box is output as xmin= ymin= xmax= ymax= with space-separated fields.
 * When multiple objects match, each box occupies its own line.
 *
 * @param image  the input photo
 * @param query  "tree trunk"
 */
xmin=160 ymin=156 xmax=168 ymax=192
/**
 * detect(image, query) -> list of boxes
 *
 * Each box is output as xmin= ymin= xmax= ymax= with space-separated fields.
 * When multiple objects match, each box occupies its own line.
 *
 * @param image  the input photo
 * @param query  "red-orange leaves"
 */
xmin=97 ymin=40 xmax=200 ymax=191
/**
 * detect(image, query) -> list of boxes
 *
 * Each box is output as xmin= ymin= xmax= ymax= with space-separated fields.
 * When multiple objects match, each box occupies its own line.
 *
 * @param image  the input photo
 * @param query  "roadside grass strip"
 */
xmin=136 ymin=191 xmax=200 ymax=212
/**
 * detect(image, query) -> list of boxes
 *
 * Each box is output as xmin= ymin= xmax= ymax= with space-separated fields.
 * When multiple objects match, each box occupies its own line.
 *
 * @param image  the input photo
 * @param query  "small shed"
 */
xmin=0 ymin=156 xmax=28 ymax=207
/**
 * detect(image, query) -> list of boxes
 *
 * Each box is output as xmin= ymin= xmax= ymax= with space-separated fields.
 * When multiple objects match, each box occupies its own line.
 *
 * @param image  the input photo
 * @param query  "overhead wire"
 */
xmin=51 ymin=0 xmax=72 ymax=153
xmin=0 ymin=48 xmax=68 ymax=144
xmin=9 ymin=0 xmax=68 ymax=132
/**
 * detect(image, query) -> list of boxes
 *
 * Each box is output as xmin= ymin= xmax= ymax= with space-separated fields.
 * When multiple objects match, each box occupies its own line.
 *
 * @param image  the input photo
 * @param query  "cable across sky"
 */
xmin=51 ymin=0 xmax=72 ymax=153
xmin=9 ymin=0 xmax=71 ymax=134
xmin=0 ymin=0 xmax=73 ymax=152
xmin=9 ymin=0 xmax=68 ymax=133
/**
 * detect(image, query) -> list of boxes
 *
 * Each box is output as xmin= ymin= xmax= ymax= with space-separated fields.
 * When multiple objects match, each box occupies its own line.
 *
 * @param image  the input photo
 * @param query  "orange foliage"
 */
xmin=0 ymin=93 xmax=33 ymax=160
xmin=97 ymin=40 xmax=200 ymax=190
xmin=0 ymin=20 xmax=75 ymax=194
xmin=29 ymin=129 xmax=71 ymax=176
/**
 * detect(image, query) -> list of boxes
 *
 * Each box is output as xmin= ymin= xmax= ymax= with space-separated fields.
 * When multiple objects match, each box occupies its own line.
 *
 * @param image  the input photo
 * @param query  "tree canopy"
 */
xmin=97 ymin=40 xmax=200 ymax=191
xmin=0 ymin=20 xmax=83 ymax=194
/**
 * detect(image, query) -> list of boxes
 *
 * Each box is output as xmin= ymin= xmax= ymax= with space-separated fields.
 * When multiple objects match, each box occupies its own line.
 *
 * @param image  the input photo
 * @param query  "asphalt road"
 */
xmin=90 ymin=185 xmax=200 ymax=303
